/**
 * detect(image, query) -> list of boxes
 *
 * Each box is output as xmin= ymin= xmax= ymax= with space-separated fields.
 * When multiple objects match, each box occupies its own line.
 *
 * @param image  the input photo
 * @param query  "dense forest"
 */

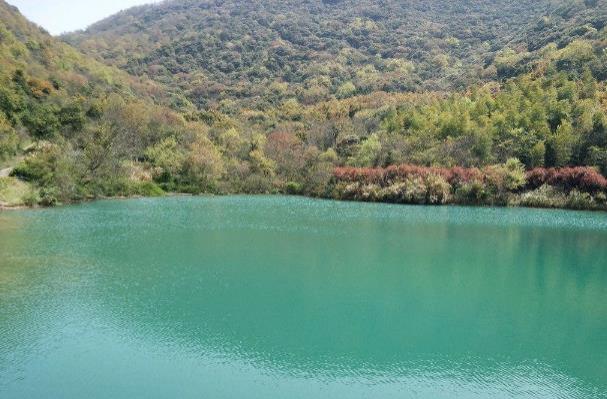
xmin=64 ymin=0 xmax=552 ymax=108
xmin=1 ymin=0 xmax=607 ymax=210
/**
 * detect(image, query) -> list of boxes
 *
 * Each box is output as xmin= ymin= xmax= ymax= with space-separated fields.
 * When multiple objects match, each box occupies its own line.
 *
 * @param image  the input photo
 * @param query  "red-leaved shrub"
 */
xmin=333 ymin=167 xmax=386 ymax=184
xmin=335 ymin=165 xmax=483 ymax=187
xmin=526 ymin=167 xmax=607 ymax=193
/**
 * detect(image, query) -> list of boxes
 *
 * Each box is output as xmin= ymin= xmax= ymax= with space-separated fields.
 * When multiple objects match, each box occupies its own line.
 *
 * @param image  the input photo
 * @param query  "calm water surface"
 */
xmin=0 ymin=196 xmax=606 ymax=398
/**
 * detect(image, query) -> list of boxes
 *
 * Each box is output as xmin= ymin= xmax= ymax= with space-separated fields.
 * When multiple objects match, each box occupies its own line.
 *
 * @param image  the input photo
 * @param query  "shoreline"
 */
xmin=0 ymin=192 xmax=196 ymax=211
xmin=2 ymin=192 xmax=606 ymax=213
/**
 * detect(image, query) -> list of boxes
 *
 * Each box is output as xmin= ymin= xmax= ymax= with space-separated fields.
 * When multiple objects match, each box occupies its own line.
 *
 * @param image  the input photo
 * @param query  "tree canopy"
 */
xmin=1 ymin=0 xmax=607 ymax=210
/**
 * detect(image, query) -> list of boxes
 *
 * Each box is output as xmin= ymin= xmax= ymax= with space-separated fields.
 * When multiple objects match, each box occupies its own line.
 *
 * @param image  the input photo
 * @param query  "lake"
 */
xmin=1 ymin=196 xmax=606 ymax=398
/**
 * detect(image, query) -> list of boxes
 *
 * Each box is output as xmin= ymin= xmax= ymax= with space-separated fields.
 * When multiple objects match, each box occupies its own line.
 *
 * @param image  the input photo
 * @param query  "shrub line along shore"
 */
xmin=328 ymin=162 xmax=607 ymax=211
xmin=2 ymin=162 xmax=606 ymax=212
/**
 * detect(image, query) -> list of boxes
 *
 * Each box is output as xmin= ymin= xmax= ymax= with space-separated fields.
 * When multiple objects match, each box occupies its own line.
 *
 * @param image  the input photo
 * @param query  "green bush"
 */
xmin=285 ymin=181 xmax=303 ymax=195
xmin=0 ymin=111 xmax=18 ymax=160
xmin=379 ymin=182 xmax=407 ymax=203
xmin=58 ymin=104 xmax=86 ymax=134
xmin=22 ymin=189 xmax=40 ymax=207
xmin=454 ymin=181 xmax=487 ymax=205
xmin=38 ymin=187 xmax=59 ymax=206
xmin=131 ymin=181 xmax=165 ymax=197
xmin=425 ymin=174 xmax=452 ymax=205
xmin=566 ymin=190 xmax=595 ymax=210
xmin=241 ymin=173 xmax=274 ymax=194
xmin=22 ymin=103 xmax=60 ymax=139
xmin=483 ymin=158 xmax=527 ymax=204
xmin=359 ymin=184 xmax=382 ymax=202
xmin=0 ymin=129 xmax=18 ymax=161
xmin=509 ymin=185 xmax=566 ymax=209
xmin=145 ymin=137 xmax=185 ymax=183
xmin=12 ymin=152 xmax=55 ymax=183
xmin=503 ymin=158 xmax=527 ymax=191
xmin=11 ymin=144 xmax=81 ymax=204
xmin=401 ymin=178 xmax=427 ymax=204
xmin=0 ymin=86 xmax=24 ymax=117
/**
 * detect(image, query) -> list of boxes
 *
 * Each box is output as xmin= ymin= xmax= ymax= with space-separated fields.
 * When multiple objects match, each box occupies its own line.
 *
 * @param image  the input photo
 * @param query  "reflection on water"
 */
xmin=1 ymin=196 xmax=606 ymax=398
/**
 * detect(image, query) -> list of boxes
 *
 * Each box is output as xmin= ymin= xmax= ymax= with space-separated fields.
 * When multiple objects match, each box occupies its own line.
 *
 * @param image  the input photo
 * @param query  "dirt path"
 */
xmin=0 ymin=167 xmax=13 ymax=177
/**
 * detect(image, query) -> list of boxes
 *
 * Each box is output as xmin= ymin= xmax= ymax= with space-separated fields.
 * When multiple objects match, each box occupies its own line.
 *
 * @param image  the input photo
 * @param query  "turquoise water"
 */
xmin=0 ymin=196 xmax=606 ymax=398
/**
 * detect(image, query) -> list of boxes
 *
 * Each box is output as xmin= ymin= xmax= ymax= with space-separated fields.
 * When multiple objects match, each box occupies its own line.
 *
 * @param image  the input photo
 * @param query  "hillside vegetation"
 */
xmin=1 ymin=0 xmax=607 ymax=210
xmin=65 ymin=0 xmax=554 ymax=108
xmin=0 ymin=1 xmax=209 ymax=205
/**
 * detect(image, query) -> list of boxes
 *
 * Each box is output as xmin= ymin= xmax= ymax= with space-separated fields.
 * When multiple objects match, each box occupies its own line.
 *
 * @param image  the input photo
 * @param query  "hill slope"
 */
xmin=64 ymin=0 xmax=556 ymax=108
xmin=2 ymin=0 xmax=607 ymax=210
xmin=0 ymin=1 xmax=212 ymax=205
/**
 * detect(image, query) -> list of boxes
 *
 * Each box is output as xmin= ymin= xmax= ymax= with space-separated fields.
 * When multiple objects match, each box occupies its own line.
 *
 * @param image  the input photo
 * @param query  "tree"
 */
xmin=218 ymin=128 xmax=245 ymax=158
xmin=11 ymin=141 xmax=80 ymax=204
xmin=556 ymin=40 xmax=595 ymax=75
xmin=579 ymin=67 xmax=597 ymax=99
xmin=80 ymin=123 xmax=128 ymax=184
xmin=184 ymin=134 xmax=225 ymax=192
xmin=58 ymin=103 xmax=86 ymax=135
xmin=265 ymin=131 xmax=305 ymax=181
xmin=530 ymin=142 xmax=546 ymax=168
xmin=349 ymin=134 xmax=381 ymax=167
xmin=23 ymin=103 xmax=60 ymax=139
xmin=546 ymin=121 xmax=577 ymax=167
xmin=0 ymin=86 xmax=24 ymax=118
xmin=0 ymin=111 xmax=18 ymax=160
xmin=145 ymin=137 xmax=185 ymax=184
xmin=502 ymin=158 xmax=527 ymax=191
xmin=336 ymin=82 xmax=357 ymax=99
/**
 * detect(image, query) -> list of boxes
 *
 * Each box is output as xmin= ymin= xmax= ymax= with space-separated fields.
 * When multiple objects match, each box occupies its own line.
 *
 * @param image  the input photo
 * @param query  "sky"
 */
xmin=6 ymin=0 xmax=161 ymax=35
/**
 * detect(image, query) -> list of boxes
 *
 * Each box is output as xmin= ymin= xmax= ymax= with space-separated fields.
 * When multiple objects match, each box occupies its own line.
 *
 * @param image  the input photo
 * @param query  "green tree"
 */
xmin=145 ymin=137 xmax=185 ymax=184
xmin=58 ymin=103 xmax=86 ymax=134
xmin=503 ymin=158 xmax=527 ymax=191
xmin=530 ymin=142 xmax=546 ymax=168
xmin=0 ymin=111 xmax=18 ymax=160
xmin=336 ymin=82 xmax=357 ymax=99
xmin=23 ymin=103 xmax=60 ymax=139
xmin=349 ymin=134 xmax=381 ymax=167
xmin=0 ymin=85 xmax=24 ymax=118
xmin=546 ymin=121 xmax=577 ymax=167
xmin=184 ymin=134 xmax=225 ymax=192
xmin=11 ymin=141 xmax=80 ymax=204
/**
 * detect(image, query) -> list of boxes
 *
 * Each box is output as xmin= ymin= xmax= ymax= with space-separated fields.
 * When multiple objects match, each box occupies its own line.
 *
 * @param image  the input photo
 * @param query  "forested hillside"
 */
xmin=64 ymin=0 xmax=555 ymax=108
xmin=0 ymin=1 xmax=212 ymax=205
xmin=2 ymin=0 xmax=607 ymax=210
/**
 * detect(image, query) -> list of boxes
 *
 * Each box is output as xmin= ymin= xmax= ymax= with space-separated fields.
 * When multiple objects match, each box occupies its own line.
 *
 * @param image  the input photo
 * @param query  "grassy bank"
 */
xmin=0 ymin=176 xmax=36 ymax=208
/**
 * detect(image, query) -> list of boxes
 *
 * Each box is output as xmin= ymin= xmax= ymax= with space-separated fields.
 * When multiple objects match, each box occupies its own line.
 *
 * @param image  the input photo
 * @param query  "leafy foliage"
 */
xmin=331 ymin=163 xmax=607 ymax=209
xmin=64 ymin=0 xmax=559 ymax=108
xmin=1 ymin=0 xmax=607 ymax=211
